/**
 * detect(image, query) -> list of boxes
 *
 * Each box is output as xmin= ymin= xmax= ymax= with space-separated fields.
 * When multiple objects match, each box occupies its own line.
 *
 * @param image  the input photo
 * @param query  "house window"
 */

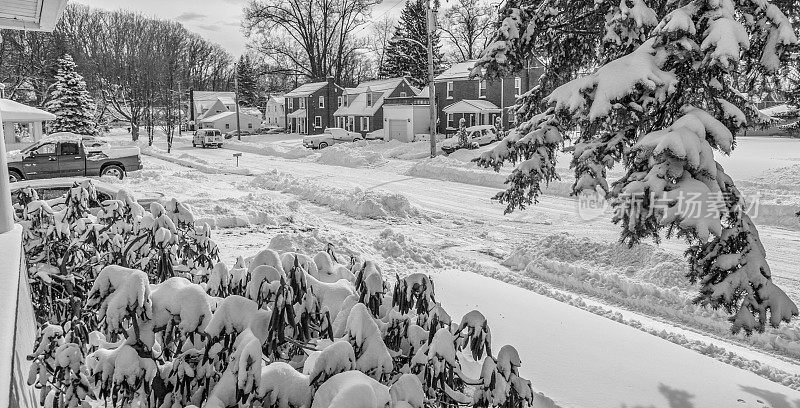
xmin=314 ymin=116 xmax=322 ymax=128
xmin=337 ymin=96 xmax=343 ymax=107
xmin=225 ymin=123 xmax=230 ymax=129
xmin=319 ymin=95 xmax=325 ymax=108
xmin=361 ymin=117 xmax=370 ymax=131
xmin=400 ymin=92 xmax=407 ymax=97
xmin=366 ymin=93 xmax=373 ymax=107
xmin=469 ymin=114 xmax=476 ymax=126
xmin=299 ymin=97 xmax=306 ymax=109
xmin=348 ymin=116 xmax=355 ymax=131
xmin=248 ymin=123 xmax=253 ymax=129
xmin=447 ymin=113 xmax=454 ymax=128
xmin=479 ymin=80 xmax=487 ymax=98
xmin=446 ymin=82 xmax=454 ymax=99
xmin=514 ymin=77 xmax=522 ymax=96
xmin=288 ymin=99 xmax=293 ymax=110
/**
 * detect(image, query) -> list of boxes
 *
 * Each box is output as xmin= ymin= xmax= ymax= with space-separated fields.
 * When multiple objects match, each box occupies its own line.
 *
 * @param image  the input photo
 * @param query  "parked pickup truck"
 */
xmin=7 ymin=134 xmax=142 ymax=182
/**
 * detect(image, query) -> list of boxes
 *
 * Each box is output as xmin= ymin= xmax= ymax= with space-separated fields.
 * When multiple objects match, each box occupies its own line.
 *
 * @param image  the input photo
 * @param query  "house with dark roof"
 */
xmin=333 ymin=77 xmax=418 ymax=136
xmin=433 ymin=59 xmax=544 ymax=134
xmin=284 ymin=78 xmax=343 ymax=135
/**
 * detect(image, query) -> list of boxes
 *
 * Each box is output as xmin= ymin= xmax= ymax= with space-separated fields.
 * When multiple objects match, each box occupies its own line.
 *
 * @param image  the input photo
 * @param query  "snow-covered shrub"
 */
xmin=23 ymin=207 xmax=536 ymax=408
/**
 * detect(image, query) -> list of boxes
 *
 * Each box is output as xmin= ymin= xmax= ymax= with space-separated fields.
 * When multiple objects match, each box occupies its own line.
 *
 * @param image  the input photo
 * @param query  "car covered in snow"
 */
xmin=302 ymin=127 xmax=362 ymax=149
xmin=264 ymin=127 xmax=286 ymax=134
xmin=7 ymin=133 xmax=143 ymax=182
xmin=10 ymin=177 xmax=164 ymax=217
xmin=193 ymin=128 xmax=224 ymax=147
xmin=440 ymin=125 xmax=501 ymax=154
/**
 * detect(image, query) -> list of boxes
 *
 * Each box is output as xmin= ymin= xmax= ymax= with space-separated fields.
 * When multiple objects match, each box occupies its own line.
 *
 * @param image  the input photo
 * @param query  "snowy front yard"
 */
xmin=72 ymin=129 xmax=800 ymax=407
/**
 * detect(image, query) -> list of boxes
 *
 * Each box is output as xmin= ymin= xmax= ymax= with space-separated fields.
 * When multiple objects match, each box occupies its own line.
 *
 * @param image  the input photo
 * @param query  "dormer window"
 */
xmin=366 ymin=93 xmax=373 ymax=107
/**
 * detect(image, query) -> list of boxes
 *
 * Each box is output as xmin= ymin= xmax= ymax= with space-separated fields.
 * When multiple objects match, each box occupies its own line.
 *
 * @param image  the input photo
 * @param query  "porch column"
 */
xmin=0 ymin=110 xmax=15 ymax=233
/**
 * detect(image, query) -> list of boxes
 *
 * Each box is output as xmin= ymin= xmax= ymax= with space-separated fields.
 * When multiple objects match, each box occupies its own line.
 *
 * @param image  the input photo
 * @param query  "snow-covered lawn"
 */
xmin=98 ymin=129 xmax=800 ymax=406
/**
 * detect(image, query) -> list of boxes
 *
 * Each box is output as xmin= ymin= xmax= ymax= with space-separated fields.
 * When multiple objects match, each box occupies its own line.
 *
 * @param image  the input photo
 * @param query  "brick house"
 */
xmin=433 ymin=59 xmax=544 ymax=134
xmin=284 ymin=78 xmax=343 ymax=135
xmin=333 ymin=77 xmax=419 ymax=136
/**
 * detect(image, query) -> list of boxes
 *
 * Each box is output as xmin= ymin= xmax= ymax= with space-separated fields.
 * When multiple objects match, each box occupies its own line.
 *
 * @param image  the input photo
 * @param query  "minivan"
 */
xmin=193 ymin=128 xmax=223 ymax=148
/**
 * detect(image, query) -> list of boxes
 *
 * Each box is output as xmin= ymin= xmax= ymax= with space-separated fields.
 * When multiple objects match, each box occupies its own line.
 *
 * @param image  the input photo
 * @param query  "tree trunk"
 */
xmin=131 ymin=121 xmax=139 ymax=141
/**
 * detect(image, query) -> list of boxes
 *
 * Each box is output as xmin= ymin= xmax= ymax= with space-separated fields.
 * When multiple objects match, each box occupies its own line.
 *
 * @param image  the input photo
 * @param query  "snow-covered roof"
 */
xmin=435 ymin=60 xmax=479 ymax=82
xmin=418 ymin=86 xmax=430 ymax=98
xmin=335 ymin=78 xmax=410 ymax=117
xmin=268 ymin=95 xmax=284 ymax=105
xmin=192 ymin=91 xmax=235 ymax=119
xmin=241 ymin=107 xmax=263 ymax=118
xmin=442 ymin=99 xmax=501 ymax=114
xmin=284 ymin=81 xmax=328 ymax=97
xmin=287 ymin=109 xmax=307 ymax=118
xmin=0 ymin=99 xmax=55 ymax=122
xmin=200 ymin=110 xmax=260 ymax=123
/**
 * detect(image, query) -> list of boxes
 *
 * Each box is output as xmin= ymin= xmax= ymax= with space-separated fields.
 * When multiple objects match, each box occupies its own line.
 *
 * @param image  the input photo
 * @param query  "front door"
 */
xmin=58 ymin=141 xmax=84 ymax=177
xmin=22 ymin=142 xmax=58 ymax=179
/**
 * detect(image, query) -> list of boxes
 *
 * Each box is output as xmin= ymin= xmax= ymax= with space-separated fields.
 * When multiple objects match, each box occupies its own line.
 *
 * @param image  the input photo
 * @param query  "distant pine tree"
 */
xmin=45 ymin=54 xmax=97 ymax=135
xmin=379 ymin=0 xmax=444 ymax=88
xmin=237 ymin=55 xmax=259 ymax=107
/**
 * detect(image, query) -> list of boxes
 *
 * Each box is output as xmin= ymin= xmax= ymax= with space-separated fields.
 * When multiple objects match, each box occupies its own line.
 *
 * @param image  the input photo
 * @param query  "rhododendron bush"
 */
xmin=18 ymin=180 xmax=535 ymax=408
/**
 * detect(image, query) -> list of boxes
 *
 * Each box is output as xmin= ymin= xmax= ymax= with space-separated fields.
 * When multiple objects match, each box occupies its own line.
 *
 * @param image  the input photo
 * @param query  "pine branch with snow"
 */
xmin=476 ymin=0 xmax=799 ymax=333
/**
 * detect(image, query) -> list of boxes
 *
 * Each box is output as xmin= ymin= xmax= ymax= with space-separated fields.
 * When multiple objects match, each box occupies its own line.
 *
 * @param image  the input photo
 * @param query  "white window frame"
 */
xmin=514 ymin=77 xmax=522 ymax=97
xmin=447 ymin=113 xmax=454 ymax=128
xmin=314 ymin=116 xmax=322 ymax=128
xmin=337 ymin=96 xmax=343 ymax=107
xmin=399 ymin=91 xmax=407 ymax=97
xmin=319 ymin=95 xmax=325 ymax=108
xmin=446 ymin=81 xmax=454 ymax=99
xmin=288 ymin=98 xmax=293 ymax=110
xmin=299 ymin=97 xmax=306 ymax=109
xmin=479 ymin=80 xmax=487 ymax=98
xmin=361 ymin=117 xmax=370 ymax=131
xmin=366 ymin=93 xmax=373 ymax=107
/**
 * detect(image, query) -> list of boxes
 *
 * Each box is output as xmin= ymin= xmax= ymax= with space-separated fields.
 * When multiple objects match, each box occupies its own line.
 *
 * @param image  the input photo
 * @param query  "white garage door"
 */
xmin=387 ymin=119 xmax=406 ymax=142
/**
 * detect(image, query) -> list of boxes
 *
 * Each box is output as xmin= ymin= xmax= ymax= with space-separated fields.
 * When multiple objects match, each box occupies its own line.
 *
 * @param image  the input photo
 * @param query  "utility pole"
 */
xmin=426 ymin=0 xmax=437 ymax=158
xmin=234 ymin=62 xmax=242 ymax=141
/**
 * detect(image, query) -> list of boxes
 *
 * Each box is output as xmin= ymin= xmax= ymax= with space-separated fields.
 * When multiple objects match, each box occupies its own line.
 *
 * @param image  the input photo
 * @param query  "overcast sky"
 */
xmin=72 ymin=0 xmax=406 ymax=57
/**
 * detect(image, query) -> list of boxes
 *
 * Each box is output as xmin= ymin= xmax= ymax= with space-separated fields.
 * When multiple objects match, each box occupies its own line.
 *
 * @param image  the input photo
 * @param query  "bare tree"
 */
xmin=439 ymin=0 xmax=496 ymax=61
xmin=368 ymin=16 xmax=396 ymax=72
xmin=243 ymin=0 xmax=378 ymax=83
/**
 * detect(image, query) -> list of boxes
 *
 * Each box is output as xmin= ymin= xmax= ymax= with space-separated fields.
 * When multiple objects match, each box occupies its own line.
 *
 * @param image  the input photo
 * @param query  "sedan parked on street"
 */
xmin=441 ymin=125 xmax=501 ymax=154
xmin=302 ymin=127 xmax=362 ymax=149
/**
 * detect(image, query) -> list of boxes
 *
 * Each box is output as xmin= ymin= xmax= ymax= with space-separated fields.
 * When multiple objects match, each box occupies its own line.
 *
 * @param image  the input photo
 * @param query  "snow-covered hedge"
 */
xmin=18 ymin=180 xmax=535 ymax=408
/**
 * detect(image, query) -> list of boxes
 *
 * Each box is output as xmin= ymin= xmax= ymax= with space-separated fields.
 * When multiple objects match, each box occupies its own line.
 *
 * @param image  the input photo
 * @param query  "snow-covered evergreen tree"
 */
xmin=45 ymin=54 xmax=97 ymax=135
xmin=379 ymin=0 xmax=445 ymax=88
xmin=475 ymin=0 xmax=799 ymax=334
xmin=236 ymin=55 xmax=259 ymax=107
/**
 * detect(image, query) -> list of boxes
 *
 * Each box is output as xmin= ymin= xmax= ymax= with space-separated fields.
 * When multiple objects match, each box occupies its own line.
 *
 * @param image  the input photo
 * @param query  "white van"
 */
xmin=192 ymin=128 xmax=223 ymax=148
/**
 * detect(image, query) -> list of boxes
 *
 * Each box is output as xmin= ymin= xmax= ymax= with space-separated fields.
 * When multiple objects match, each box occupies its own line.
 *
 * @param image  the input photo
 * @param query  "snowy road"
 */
xmin=112 ymin=132 xmax=800 ymax=407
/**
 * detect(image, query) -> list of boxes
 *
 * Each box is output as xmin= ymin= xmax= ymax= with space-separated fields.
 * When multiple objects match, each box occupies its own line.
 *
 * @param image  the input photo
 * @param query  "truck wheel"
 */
xmin=192 ymin=142 xmax=197 ymax=147
xmin=318 ymin=142 xmax=328 ymax=149
xmin=8 ymin=170 xmax=22 ymax=183
xmin=101 ymin=165 xmax=125 ymax=180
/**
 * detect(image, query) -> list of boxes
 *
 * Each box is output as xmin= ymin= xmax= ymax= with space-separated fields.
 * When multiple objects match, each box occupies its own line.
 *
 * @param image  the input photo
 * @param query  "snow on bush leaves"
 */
xmin=21 ymin=180 xmax=536 ymax=408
